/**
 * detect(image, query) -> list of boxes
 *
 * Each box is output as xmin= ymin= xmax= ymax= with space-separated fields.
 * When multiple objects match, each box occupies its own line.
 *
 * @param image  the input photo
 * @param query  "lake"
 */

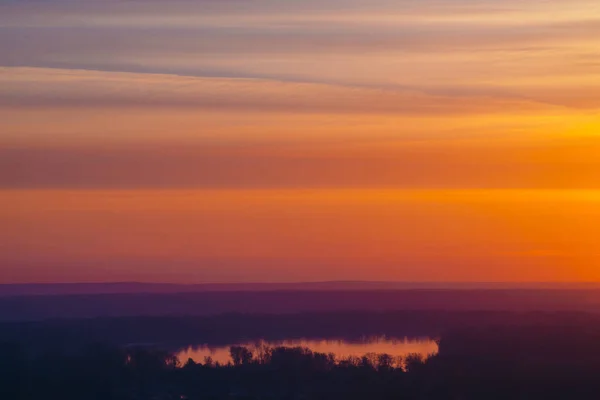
xmin=175 ymin=336 xmax=438 ymax=365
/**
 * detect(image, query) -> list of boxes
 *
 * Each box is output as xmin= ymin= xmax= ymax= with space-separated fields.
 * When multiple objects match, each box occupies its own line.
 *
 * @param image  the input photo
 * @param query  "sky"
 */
xmin=1 ymin=0 xmax=599 ymax=283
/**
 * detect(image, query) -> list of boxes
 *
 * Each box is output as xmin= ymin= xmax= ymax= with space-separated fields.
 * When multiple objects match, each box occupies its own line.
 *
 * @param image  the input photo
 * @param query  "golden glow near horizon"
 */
xmin=2 ymin=189 xmax=599 ymax=283
xmin=0 ymin=0 xmax=599 ymax=283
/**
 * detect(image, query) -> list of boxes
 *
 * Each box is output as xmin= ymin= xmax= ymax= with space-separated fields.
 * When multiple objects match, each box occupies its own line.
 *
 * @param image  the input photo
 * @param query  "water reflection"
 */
xmin=176 ymin=336 xmax=438 ymax=365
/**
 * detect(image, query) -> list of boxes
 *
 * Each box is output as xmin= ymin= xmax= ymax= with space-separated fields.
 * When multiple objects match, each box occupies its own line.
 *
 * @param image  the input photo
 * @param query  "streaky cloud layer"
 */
xmin=0 ymin=67 xmax=562 ymax=113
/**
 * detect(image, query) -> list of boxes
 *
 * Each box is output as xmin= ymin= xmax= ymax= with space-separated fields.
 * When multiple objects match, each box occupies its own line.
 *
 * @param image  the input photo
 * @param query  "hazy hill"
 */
xmin=2 ymin=281 xmax=599 ymax=297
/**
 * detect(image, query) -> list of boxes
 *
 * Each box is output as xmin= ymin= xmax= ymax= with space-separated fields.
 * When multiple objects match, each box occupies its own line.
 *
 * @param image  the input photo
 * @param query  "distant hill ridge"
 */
xmin=1 ymin=281 xmax=599 ymax=297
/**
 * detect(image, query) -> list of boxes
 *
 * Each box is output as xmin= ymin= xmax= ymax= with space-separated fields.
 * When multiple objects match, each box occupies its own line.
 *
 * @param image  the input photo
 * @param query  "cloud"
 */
xmin=1 ymin=1 xmax=599 ymax=189
xmin=2 ymin=134 xmax=600 ymax=189
xmin=3 ymin=17 xmax=600 ymax=59
xmin=0 ymin=67 xmax=564 ymax=113
xmin=2 ymin=1 xmax=599 ymax=89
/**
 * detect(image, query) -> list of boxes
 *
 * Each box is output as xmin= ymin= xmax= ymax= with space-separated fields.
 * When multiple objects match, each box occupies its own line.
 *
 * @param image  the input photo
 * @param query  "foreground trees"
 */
xmin=2 ymin=336 xmax=600 ymax=400
xmin=3 ymin=318 xmax=600 ymax=399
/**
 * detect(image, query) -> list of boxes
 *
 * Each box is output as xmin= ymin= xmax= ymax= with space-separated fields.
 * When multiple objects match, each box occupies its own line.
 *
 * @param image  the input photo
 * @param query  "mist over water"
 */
xmin=175 ymin=336 xmax=438 ymax=365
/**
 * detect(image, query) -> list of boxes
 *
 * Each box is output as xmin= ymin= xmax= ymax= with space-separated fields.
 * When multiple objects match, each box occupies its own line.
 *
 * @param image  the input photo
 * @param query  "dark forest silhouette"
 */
xmin=2 ymin=310 xmax=599 ymax=349
xmin=3 ymin=289 xmax=600 ymax=321
xmin=3 ymin=311 xmax=600 ymax=399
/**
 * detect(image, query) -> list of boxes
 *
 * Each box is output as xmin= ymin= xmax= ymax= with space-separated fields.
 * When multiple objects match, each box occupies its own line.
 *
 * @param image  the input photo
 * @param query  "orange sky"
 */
xmin=1 ymin=0 xmax=599 ymax=283
xmin=2 ymin=189 xmax=599 ymax=283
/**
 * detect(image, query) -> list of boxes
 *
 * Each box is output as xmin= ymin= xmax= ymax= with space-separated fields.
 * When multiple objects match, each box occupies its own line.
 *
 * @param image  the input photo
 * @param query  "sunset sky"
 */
xmin=1 ymin=0 xmax=599 ymax=283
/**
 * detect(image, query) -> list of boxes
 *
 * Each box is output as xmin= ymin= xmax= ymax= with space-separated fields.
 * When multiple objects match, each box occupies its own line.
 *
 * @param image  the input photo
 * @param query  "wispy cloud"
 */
xmin=1 ymin=67 xmax=563 ymax=113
